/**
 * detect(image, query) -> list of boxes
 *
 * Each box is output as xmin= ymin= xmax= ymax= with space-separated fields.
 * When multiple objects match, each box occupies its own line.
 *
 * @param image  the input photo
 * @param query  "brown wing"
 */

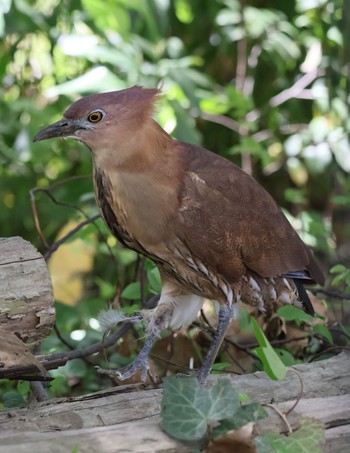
xmin=177 ymin=143 xmax=324 ymax=285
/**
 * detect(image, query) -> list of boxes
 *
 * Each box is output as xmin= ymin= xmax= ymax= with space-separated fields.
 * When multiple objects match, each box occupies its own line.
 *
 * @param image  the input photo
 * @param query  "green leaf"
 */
xmin=331 ymin=274 xmax=345 ymax=286
xmin=208 ymin=379 xmax=240 ymax=421
xmin=211 ymin=361 xmax=231 ymax=373
xmin=275 ymin=305 xmax=314 ymax=325
xmin=121 ymin=282 xmax=141 ymax=300
xmin=238 ymin=308 xmax=254 ymax=333
xmin=252 ymin=319 xmax=288 ymax=381
xmin=17 ymin=380 xmax=30 ymax=397
xmin=147 ymin=266 xmax=162 ymax=294
xmin=274 ymin=348 xmax=297 ymax=366
xmin=49 ymin=376 xmax=68 ymax=396
xmin=329 ymin=264 xmax=347 ymax=274
xmin=70 ymin=445 xmax=80 ymax=453
xmin=313 ymin=324 xmax=333 ymax=344
xmin=161 ymin=377 xmax=240 ymax=441
xmin=213 ymin=402 xmax=268 ymax=438
xmin=3 ymin=391 xmax=25 ymax=408
xmin=239 ymin=392 xmax=250 ymax=403
xmin=255 ymin=418 xmax=325 ymax=453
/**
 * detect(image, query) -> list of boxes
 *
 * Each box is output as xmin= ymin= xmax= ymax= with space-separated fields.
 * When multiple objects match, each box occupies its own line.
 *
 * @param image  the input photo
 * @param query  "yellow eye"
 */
xmin=87 ymin=111 xmax=104 ymax=123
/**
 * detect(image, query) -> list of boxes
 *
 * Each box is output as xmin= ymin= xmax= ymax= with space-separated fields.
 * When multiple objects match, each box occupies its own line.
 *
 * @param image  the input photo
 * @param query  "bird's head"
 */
xmin=34 ymin=86 xmax=163 ymax=165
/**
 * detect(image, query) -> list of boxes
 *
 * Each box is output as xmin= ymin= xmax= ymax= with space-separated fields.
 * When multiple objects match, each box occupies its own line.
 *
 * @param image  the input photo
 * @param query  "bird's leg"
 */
xmin=116 ymin=333 xmax=157 ymax=381
xmin=196 ymin=304 xmax=235 ymax=384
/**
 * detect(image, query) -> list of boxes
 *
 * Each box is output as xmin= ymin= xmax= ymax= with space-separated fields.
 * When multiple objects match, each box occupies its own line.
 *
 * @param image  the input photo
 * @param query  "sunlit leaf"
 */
xmin=275 ymin=306 xmax=314 ymax=325
xmin=252 ymin=319 xmax=288 ymax=381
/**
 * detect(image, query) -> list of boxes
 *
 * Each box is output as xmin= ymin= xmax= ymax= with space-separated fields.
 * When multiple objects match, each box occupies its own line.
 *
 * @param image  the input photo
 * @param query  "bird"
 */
xmin=34 ymin=85 xmax=324 ymax=384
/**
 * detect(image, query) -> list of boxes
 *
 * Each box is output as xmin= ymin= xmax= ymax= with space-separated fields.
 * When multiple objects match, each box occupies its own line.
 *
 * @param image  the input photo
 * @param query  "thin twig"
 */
xmin=236 ymin=0 xmax=247 ymax=93
xmin=0 ymin=323 xmax=132 ymax=380
xmin=29 ymin=178 xmax=91 ymax=248
xmin=241 ymin=335 xmax=310 ymax=350
xmin=284 ymin=368 xmax=304 ymax=416
xmin=264 ymin=403 xmax=293 ymax=434
xmin=329 ymin=327 xmax=350 ymax=342
xmin=308 ymin=345 xmax=350 ymax=363
xmin=308 ymin=287 xmax=350 ymax=301
xmin=54 ymin=324 xmax=97 ymax=368
xmin=44 ymin=214 xmax=100 ymax=260
xmin=270 ymin=68 xmax=322 ymax=107
xmin=30 ymin=190 xmax=49 ymax=248
xmin=30 ymin=177 xmax=118 ymax=265
xmin=200 ymin=112 xmax=247 ymax=134
xmin=246 ymin=69 xmax=324 ymax=123
xmin=192 ymin=320 xmax=259 ymax=361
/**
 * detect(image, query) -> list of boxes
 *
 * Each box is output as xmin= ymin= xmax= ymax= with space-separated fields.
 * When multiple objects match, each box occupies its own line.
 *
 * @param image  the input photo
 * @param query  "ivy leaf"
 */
xmin=208 ymin=379 xmax=240 ymax=421
xmin=252 ymin=319 xmax=288 ymax=381
xmin=3 ymin=391 xmax=26 ymax=408
xmin=161 ymin=377 xmax=240 ymax=441
xmin=255 ymin=418 xmax=325 ymax=453
xmin=213 ymin=402 xmax=268 ymax=438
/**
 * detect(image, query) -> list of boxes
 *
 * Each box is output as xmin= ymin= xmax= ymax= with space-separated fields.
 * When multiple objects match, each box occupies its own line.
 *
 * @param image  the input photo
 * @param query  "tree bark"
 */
xmin=0 ymin=352 xmax=349 ymax=452
xmin=0 ymin=237 xmax=54 ymax=344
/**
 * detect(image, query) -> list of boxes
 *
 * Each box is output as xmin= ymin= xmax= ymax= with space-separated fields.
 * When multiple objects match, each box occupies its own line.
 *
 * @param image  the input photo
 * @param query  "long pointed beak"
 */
xmin=33 ymin=118 xmax=84 ymax=142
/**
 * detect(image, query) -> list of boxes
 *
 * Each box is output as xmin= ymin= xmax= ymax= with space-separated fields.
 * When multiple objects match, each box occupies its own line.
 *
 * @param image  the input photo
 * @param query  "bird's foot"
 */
xmin=175 ymin=366 xmax=211 ymax=384
xmin=96 ymin=334 xmax=157 ymax=382
xmin=116 ymin=356 xmax=150 ymax=382
xmin=96 ymin=356 xmax=150 ymax=382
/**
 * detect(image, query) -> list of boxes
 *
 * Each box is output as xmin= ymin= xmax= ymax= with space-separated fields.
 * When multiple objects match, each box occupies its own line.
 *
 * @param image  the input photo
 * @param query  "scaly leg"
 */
xmin=196 ymin=304 xmax=235 ymax=384
xmin=97 ymin=333 xmax=157 ymax=382
xmin=117 ymin=333 xmax=157 ymax=381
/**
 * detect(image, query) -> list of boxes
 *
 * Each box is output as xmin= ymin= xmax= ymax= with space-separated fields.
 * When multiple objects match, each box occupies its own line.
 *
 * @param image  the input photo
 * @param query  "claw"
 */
xmin=116 ymin=357 xmax=150 ymax=382
xmin=95 ymin=356 xmax=150 ymax=381
xmin=95 ymin=334 xmax=157 ymax=382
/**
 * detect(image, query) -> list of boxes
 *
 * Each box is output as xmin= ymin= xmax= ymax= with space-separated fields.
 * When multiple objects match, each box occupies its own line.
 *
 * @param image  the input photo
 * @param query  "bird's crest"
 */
xmin=64 ymin=85 xmax=162 ymax=122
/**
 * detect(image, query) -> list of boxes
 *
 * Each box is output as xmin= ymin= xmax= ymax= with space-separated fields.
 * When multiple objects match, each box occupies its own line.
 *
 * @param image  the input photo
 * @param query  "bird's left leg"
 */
xmin=99 ymin=282 xmax=204 ymax=382
xmin=196 ymin=304 xmax=236 ymax=384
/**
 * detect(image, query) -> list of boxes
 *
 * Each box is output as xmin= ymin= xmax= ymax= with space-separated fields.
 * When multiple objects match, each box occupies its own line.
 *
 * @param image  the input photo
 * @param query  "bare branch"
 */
xmin=29 ymin=177 xmax=119 ymax=266
xmin=0 ymin=323 xmax=132 ymax=380
xmin=44 ymin=214 xmax=100 ymax=261
xmin=308 ymin=287 xmax=350 ymax=301
xmin=270 ymin=68 xmax=323 ymax=107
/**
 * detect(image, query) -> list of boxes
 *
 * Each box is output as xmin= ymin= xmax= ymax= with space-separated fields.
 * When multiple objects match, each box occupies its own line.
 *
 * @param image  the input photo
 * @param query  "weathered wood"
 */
xmin=0 ymin=352 xmax=349 ymax=452
xmin=0 ymin=237 xmax=348 ymax=451
xmin=0 ymin=237 xmax=54 ymax=343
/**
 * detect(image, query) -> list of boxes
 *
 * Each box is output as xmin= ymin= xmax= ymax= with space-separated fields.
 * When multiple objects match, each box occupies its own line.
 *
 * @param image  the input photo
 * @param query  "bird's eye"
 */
xmin=87 ymin=110 xmax=104 ymax=123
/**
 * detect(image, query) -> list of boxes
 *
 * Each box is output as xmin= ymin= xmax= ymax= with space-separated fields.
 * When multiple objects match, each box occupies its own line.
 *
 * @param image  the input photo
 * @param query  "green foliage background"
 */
xmin=0 ymin=0 xmax=349 ymax=399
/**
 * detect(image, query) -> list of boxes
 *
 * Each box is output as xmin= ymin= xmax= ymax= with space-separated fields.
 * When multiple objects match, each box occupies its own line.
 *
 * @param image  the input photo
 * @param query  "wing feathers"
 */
xmin=178 ymin=143 xmax=324 ymax=284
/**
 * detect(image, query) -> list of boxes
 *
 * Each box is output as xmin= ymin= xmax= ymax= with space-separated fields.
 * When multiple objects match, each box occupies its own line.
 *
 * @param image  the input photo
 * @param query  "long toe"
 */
xmin=116 ymin=357 xmax=150 ymax=382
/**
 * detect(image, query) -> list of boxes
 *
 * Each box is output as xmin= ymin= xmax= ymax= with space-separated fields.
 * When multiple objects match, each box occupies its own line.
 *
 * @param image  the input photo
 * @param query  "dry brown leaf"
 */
xmin=0 ymin=329 xmax=46 ymax=374
xmin=206 ymin=422 xmax=257 ymax=453
xmin=152 ymin=332 xmax=200 ymax=375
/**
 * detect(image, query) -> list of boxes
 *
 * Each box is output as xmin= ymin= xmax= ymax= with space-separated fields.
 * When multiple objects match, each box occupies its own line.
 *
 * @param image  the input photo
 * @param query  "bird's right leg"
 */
xmin=196 ymin=304 xmax=236 ymax=384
